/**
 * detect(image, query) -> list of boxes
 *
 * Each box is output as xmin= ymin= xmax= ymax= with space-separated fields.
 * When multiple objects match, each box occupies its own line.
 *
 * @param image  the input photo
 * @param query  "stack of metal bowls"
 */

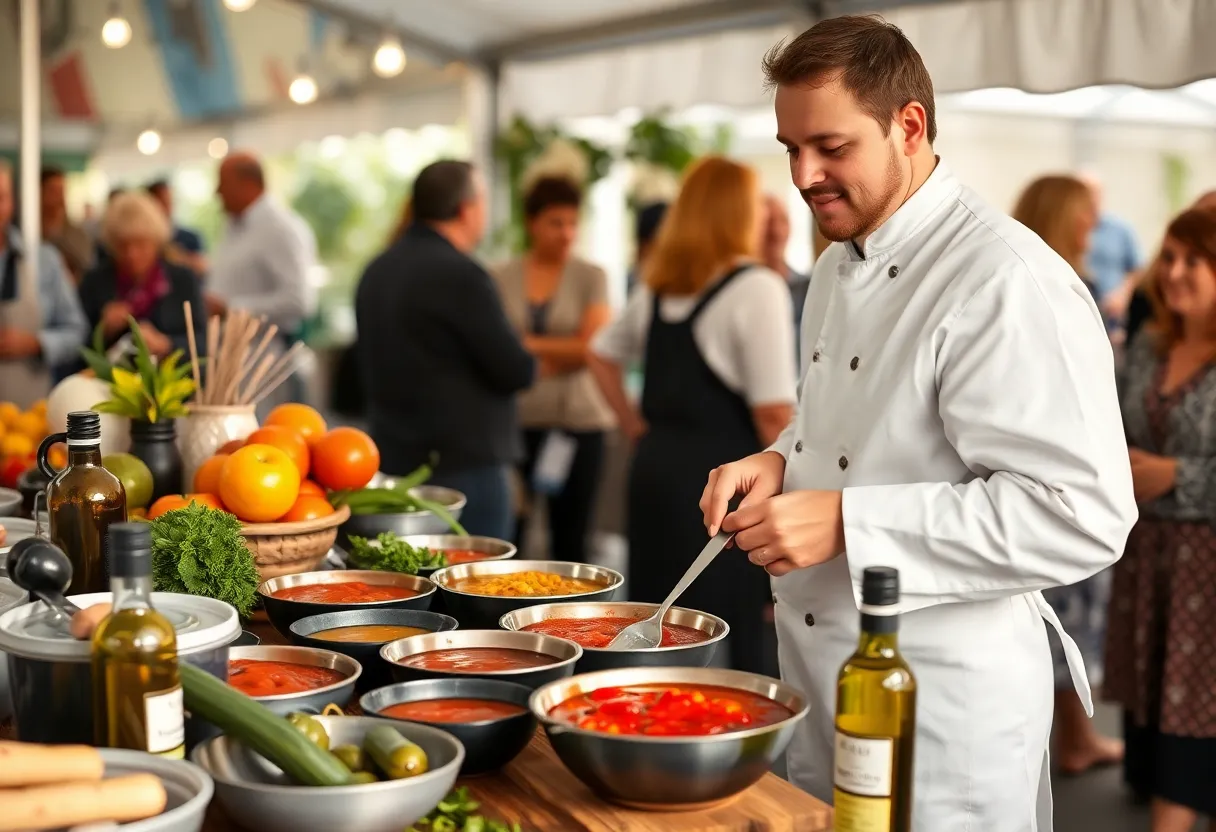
xmin=498 ymin=601 xmax=729 ymax=673
xmin=258 ymin=570 xmax=437 ymax=638
xmin=529 ymin=666 xmax=809 ymax=810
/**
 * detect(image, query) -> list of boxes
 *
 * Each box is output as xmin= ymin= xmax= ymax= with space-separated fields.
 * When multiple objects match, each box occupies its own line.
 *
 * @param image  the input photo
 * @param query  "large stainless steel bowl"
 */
xmin=99 ymin=748 xmax=213 ymax=832
xmin=499 ymin=602 xmax=728 ymax=673
xmin=381 ymin=629 xmax=582 ymax=690
xmin=338 ymin=483 xmax=468 ymax=547
xmin=227 ymin=645 xmax=362 ymax=714
xmin=191 ymin=714 xmax=463 ymax=832
xmin=387 ymin=534 xmax=517 ymax=577
xmin=530 ymin=666 xmax=809 ymax=810
xmin=430 ymin=560 xmax=624 ymax=628
xmin=259 ymin=570 xmax=437 ymax=638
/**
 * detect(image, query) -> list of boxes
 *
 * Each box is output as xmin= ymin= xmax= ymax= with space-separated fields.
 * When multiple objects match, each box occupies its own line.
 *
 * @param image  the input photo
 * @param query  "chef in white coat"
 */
xmin=701 ymin=17 xmax=1138 ymax=832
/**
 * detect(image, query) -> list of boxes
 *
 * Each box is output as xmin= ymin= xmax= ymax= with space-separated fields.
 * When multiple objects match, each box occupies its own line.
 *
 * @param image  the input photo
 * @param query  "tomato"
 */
xmin=298 ymin=479 xmax=326 ymax=498
xmin=147 ymin=493 xmax=225 ymax=520
xmin=218 ymin=444 xmax=301 ymax=523
xmin=193 ymin=454 xmax=230 ymax=495
xmin=263 ymin=403 xmax=327 ymax=447
xmin=279 ymin=495 xmax=335 ymax=523
xmin=245 ymin=425 xmax=310 ymax=479
xmin=0 ymin=455 xmax=32 ymax=489
xmin=311 ymin=427 xmax=379 ymax=491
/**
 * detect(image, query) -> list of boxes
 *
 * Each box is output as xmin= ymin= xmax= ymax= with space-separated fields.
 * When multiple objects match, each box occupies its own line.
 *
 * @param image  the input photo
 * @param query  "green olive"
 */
xmin=331 ymin=744 xmax=366 ymax=772
xmin=286 ymin=712 xmax=330 ymax=751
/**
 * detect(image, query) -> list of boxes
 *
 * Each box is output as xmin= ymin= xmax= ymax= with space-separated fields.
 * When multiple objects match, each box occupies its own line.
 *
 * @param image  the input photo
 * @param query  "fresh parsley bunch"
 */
xmin=346 ymin=532 xmax=447 ymax=575
xmin=150 ymin=502 xmax=261 ymax=617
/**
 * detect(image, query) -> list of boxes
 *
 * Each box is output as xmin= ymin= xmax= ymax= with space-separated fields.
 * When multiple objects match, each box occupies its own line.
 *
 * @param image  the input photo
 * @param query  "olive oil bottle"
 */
xmin=39 ymin=411 xmax=126 ymax=595
xmin=92 ymin=523 xmax=185 ymax=759
xmin=833 ymin=566 xmax=917 ymax=832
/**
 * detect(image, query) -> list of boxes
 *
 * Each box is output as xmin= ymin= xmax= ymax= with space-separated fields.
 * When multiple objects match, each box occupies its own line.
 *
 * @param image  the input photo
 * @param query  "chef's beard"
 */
xmin=803 ymin=145 xmax=906 ymax=243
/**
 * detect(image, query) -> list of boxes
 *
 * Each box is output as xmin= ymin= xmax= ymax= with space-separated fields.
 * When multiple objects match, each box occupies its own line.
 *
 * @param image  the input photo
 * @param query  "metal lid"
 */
xmin=0 ymin=592 xmax=241 ymax=661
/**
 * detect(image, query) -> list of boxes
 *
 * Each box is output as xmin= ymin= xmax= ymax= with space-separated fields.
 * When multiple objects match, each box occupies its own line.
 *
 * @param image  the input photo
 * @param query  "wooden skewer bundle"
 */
xmin=183 ymin=302 xmax=306 ymax=406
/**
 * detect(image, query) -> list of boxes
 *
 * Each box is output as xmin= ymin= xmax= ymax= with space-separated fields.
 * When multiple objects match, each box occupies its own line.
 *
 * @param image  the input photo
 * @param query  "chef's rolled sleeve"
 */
xmin=840 ymin=266 xmax=1138 ymax=613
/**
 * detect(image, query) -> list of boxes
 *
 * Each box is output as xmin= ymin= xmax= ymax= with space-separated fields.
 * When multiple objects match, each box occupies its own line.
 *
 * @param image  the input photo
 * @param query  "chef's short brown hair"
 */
xmin=762 ymin=14 xmax=937 ymax=144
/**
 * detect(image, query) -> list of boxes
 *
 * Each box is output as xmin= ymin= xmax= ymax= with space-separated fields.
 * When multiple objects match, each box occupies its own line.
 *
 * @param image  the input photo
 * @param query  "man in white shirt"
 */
xmin=207 ymin=152 xmax=316 ymax=408
xmin=700 ymin=15 xmax=1137 ymax=832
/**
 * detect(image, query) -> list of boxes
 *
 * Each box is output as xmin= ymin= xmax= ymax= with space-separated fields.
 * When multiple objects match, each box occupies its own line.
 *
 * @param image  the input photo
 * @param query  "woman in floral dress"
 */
xmin=1108 ymin=207 xmax=1216 ymax=832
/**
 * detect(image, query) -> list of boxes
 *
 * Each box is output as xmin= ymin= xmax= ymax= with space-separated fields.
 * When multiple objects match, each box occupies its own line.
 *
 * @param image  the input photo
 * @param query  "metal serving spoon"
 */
xmin=606 ymin=532 xmax=734 ymax=651
xmin=9 ymin=538 xmax=82 ymax=621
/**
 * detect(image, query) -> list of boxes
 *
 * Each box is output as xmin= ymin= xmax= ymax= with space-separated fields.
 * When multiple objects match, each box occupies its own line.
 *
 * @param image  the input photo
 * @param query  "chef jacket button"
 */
xmin=812 ymin=350 xmax=821 ymax=363
xmin=888 ymin=265 xmax=900 ymax=278
xmin=804 ymin=613 xmax=815 ymax=627
xmin=794 ymin=440 xmax=803 ymax=453
xmin=772 ymin=594 xmax=778 ymax=604
xmin=850 ymin=356 xmax=859 ymax=371
xmin=838 ymin=455 xmax=849 ymax=470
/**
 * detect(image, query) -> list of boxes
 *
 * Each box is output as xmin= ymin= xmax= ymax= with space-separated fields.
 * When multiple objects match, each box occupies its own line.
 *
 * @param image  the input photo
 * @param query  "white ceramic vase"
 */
xmin=178 ymin=404 xmax=259 ymax=491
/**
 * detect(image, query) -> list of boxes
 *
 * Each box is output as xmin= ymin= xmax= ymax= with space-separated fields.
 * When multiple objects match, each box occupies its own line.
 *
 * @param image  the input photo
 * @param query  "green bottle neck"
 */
xmin=856 ymin=612 xmax=900 ymax=657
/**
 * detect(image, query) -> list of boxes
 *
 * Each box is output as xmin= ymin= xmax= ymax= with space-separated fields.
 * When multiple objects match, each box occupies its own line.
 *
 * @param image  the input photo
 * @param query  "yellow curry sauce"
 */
xmin=454 ymin=571 xmax=607 ymax=598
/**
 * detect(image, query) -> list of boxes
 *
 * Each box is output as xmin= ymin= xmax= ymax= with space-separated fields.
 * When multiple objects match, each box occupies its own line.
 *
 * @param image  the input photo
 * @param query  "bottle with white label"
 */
xmin=833 ymin=566 xmax=916 ymax=831
xmin=92 ymin=522 xmax=185 ymax=759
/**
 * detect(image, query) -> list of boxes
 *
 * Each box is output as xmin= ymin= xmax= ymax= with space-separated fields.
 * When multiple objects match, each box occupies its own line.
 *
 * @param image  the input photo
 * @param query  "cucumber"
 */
xmin=179 ymin=663 xmax=353 ymax=787
xmin=363 ymin=724 xmax=429 ymax=779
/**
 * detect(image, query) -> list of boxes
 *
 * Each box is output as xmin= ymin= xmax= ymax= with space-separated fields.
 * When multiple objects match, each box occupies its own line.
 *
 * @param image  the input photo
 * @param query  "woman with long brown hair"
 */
xmin=589 ymin=156 xmax=798 ymax=673
xmin=1107 ymin=208 xmax=1216 ymax=831
xmin=1010 ymin=174 xmax=1126 ymax=775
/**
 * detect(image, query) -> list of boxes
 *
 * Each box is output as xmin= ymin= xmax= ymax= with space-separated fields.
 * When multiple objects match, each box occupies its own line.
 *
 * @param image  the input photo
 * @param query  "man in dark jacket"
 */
xmin=355 ymin=160 xmax=535 ymax=538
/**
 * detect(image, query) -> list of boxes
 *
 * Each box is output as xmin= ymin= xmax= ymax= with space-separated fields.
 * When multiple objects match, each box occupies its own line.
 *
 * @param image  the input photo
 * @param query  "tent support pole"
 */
xmin=19 ymin=0 xmax=41 ymax=274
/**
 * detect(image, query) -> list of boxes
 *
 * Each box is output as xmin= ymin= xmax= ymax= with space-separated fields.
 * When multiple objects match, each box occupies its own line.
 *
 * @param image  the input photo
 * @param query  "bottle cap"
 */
xmin=861 ymin=566 xmax=900 ymax=607
xmin=66 ymin=411 xmax=101 ymax=442
xmin=108 ymin=522 xmax=152 ymax=578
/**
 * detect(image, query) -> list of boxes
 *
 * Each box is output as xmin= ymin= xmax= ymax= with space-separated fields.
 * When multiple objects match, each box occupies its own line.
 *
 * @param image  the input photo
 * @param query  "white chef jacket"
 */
xmin=770 ymin=161 xmax=1137 ymax=832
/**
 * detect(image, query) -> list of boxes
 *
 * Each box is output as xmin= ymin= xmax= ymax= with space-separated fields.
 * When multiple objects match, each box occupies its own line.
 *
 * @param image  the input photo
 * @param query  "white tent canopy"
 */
xmin=310 ymin=0 xmax=1216 ymax=122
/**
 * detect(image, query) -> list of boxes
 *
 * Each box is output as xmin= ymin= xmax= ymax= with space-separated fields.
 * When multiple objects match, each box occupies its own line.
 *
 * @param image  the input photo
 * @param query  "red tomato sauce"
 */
xmin=272 ymin=581 xmax=417 ymax=604
xmin=227 ymin=659 xmax=346 ymax=696
xmin=400 ymin=647 xmax=557 ymax=672
xmin=380 ymin=698 xmax=526 ymax=723
xmin=442 ymin=549 xmax=495 ymax=565
xmin=550 ymin=684 xmax=793 ymax=736
xmin=522 ymin=616 xmax=709 ymax=649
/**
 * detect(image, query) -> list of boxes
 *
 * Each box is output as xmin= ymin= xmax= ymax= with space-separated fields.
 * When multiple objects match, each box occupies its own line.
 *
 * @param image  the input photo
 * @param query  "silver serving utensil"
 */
xmin=606 ymin=532 xmax=734 ymax=651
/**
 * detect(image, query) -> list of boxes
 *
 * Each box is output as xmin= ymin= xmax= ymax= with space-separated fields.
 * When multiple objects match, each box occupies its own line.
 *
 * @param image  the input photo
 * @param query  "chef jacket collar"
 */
xmin=846 ymin=157 xmax=960 ymax=261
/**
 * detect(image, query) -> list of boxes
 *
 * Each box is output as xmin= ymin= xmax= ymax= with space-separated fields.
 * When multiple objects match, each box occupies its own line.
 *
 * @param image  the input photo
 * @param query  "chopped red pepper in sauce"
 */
xmin=550 ymin=684 xmax=793 ymax=736
xmin=522 ymin=616 xmax=709 ymax=649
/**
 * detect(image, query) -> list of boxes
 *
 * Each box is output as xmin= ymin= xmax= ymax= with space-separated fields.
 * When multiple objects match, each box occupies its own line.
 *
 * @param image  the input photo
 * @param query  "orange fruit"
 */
xmin=47 ymin=442 xmax=67 ymax=471
xmin=311 ymin=427 xmax=380 ymax=491
xmin=193 ymin=454 xmax=230 ymax=495
xmin=14 ymin=411 xmax=45 ymax=439
xmin=298 ymin=479 xmax=326 ymax=498
xmin=147 ymin=493 xmax=224 ymax=520
xmin=217 ymin=438 xmax=246 ymax=455
xmin=264 ymin=403 xmax=327 ymax=447
xmin=0 ymin=433 xmax=34 ymax=459
xmin=245 ymin=425 xmax=310 ymax=479
xmin=279 ymin=495 xmax=335 ymax=523
xmin=0 ymin=403 xmax=20 ymax=429
xmin=219 ymin=444 xmax=301 ymax=523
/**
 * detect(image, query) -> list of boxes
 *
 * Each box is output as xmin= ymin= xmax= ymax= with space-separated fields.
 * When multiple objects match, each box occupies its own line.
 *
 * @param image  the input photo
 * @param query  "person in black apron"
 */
xmin=627 ymin=264 xmax=772 ymax=674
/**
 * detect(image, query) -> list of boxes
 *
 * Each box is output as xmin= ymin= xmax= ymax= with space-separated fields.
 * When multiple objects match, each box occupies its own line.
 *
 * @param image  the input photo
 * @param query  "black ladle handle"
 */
xmin=35 ymin=590 xmax=82 ymax=621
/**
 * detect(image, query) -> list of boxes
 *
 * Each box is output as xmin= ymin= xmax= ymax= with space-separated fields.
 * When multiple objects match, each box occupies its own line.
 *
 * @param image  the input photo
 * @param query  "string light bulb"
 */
xmin=208 ymin=138 xmax=229 ymax=159
xmin=136 ymin=128 xmax=162 ymax=156
xmin=372 ymin=35 xmax=406 ymax=78
xmin=288 ymin=72 xmax=318 ymax=105
xmin=101 ymin=4 xmax=132 ymax=49
xmin=223 ymin=0 xmax=257 ymax=10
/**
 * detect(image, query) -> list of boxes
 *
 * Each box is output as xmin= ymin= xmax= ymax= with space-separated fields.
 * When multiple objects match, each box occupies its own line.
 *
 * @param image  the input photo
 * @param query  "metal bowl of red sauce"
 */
xmin=429 ymin=560 xmax=623 ymax=629
xmin=360 ymin=678 xmax=537 ymax=775
xmin=259 ymin=570 xmax=437 ymax=638
xmin=498 ymin=602 xmax=728 ymax=673
xmin=380 ymin=629 xmax=582 ymax=690
xmin=228 ymin=645 xmax=362 ymax=715
xmin=289 ymin=609 xmax=459 ymax=692
xmin=392 ymin=534 xmax=517 ymax=577
xmin=530 ymin=666 xmax=808 ymax=811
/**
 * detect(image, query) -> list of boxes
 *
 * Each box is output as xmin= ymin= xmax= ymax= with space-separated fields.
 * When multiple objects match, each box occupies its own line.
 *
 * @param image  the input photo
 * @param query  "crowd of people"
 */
xmin=0 ymin=153 xmax=316 ymax=412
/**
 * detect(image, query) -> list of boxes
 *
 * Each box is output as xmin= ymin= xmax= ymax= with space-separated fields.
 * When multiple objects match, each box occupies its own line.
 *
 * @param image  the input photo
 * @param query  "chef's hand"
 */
xmin=700 ymin=450 xmax=786 ymax=537
xmin=0 ymin=327 xmax=41 ymax=358
xmin=722 ymin=490 xmax=845 ymax=577
xmin=1129 ymin=447 xmax=1177 ymax=503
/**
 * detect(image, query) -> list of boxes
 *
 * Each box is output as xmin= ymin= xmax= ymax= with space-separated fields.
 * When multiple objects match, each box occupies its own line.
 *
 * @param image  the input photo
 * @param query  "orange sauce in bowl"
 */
xmin=227 ymin=659 xmax=346 ymax=696
xmin=380 ymin=698 xmax=526 ymax=723
xmin=273 ymin=581 xmax=417 ymax=604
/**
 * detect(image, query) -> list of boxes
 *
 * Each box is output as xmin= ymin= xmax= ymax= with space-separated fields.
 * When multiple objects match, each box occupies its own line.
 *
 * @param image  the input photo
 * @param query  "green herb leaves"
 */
xmin=346 ymin=532 xmax=447 ymax=575
xmin=83 ymin=317 xmax=196 ymax=423
xmin=408 ymin=787 xmax=523 ymax=832
xmin=150 ymin=502 xmax=261 ymax=617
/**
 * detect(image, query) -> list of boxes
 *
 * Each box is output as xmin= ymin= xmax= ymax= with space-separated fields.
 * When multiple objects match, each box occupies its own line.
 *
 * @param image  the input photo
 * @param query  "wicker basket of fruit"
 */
xmin=238 ymin=502 xmax=351 ymax=579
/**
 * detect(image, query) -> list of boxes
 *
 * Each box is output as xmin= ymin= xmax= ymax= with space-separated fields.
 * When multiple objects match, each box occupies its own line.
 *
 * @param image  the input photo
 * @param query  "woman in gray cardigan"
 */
xmin=491 ymin=177 xmax=614 ymax=562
